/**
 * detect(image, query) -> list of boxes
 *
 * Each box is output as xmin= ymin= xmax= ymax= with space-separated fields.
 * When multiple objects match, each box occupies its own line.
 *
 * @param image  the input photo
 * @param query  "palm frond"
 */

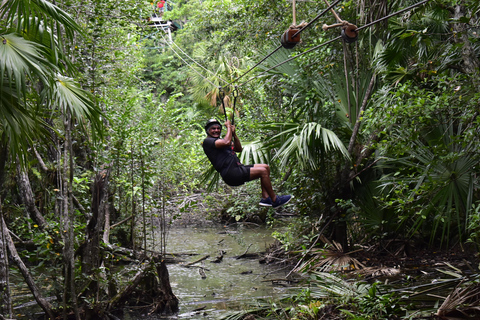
xmin=267 ymin=122 xmax=349 ymax=170
xmin=309 ymin=271 xmax=369 ymax=299
xmin=239 ymin=140 xmax=269 ymax=165
xmin=376 ymin=120 xmax=478 ymax=244
xmin=0 ymin=79 xmax=50 ymax=163
xmin=0 ymin=33 xmax=49 ymax=97
xmin=46 ymin=74 xmax=103 ymax=139
xmin=199 ymin=159 xmax=221 ymax=193
xmin=436 ymin=283 xmax=480 ymax=318
xmin=1 ymin=0 xmax=82 ymax=38
xmin=258 ymin=43 xmax=299 ymax=77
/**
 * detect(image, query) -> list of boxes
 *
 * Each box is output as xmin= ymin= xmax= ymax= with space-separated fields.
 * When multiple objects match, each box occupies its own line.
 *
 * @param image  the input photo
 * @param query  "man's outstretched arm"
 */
xmin=231 ymin=126 xmax=243 ymax=152
xmin=214 ymin=120 xmax=233 ymax=148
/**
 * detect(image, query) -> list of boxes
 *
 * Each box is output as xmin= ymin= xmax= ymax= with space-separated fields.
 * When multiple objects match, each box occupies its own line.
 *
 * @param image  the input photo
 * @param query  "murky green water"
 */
xmin=11 ymin=223 xmax=292 ymax=319
xmin=133 ymin=224 xmax=292 ymax=319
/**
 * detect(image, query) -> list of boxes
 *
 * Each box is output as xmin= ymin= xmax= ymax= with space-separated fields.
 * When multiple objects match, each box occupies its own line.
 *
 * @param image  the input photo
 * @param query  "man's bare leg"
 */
xmin=249 ymin=164 xmax=276 ymax=201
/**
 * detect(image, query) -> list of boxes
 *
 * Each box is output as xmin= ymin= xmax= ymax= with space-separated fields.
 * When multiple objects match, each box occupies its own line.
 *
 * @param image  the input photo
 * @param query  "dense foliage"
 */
xmin=0 ymin=0 xmax=479 ymax=318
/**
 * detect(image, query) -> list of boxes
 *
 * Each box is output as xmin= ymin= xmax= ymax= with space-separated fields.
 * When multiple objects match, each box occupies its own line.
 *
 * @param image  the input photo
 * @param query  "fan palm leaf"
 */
xmin=257 ymin=43 xmax=299 ymax=77
xmin=264 ymin=121 xmax=349 ymax=170
xmin=239 ymin=139 xmax=269 ymax=166
xmin=0 ymin=81 xmax=48 ymax=158
xmin=199 ymin=160 xmax=221 ymax=193
xmin=1 ymin=0 xmax=82 ymax=57
xmin=0 ymin=33 xmax=51 ymax=158
xmin=0 ymin=33 xmax=49 ymax=98
xmin=0 ymin=1 xmax=102 ymax=162
xmin=377 ymin=121 xmax=478 ymax=244
xmin=47 ymin=74 xmax=102 ymax=132
xmin=309 ymin=271 xmax=369 ymax=298
xmin=374 ymin=7 xmax=453 ymax=81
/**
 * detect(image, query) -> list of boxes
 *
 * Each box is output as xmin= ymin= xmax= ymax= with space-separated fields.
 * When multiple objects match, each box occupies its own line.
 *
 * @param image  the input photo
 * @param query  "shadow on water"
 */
xmin=125 ymin=224 xmax=295 ymax=320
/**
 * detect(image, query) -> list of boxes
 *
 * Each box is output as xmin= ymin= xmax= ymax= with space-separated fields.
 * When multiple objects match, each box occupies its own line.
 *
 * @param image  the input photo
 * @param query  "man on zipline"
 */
xmin=203 ymin=119 xmax=292 ymax=207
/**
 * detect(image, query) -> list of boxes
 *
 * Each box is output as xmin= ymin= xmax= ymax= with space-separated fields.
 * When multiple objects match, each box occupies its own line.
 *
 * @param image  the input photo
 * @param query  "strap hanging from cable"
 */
xmin=218 ymin=86 xmax=239 ymax=125
xmin=281 ymin=0 xmax=302 ymax=49
xmin=218 ymin=87 xmax=228 ymax=123
xmin=236 ymin=0 xmax=428 ymax=88
xmin=231 ymin=86 xmax=239 ymax=126
xmin=218 ymin=87 xmax=239 ymax=148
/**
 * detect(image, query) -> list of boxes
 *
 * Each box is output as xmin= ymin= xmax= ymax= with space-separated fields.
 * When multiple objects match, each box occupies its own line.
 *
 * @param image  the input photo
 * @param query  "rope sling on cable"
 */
xmin=150 ymin=0 xmax=428 ymax=92
xmin=218 ymin=86 xmax=239 ymax=126
xmin=223 ymin=0 xmax=344 ymax=89
xmin=233 ymin=0 xmax=429 ymax=88
xmin=218 ymin=87 xmax=239 ymax=148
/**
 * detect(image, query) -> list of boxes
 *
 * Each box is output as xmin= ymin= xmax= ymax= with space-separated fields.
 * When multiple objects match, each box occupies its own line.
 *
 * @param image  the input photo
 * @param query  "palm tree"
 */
xmin=0 ymin=0 xmax=102 ymax=162
xmin=378 ymin=120 xmax=478 ymax=246
xmin=1 ymin=1 xmax=103 ymax=318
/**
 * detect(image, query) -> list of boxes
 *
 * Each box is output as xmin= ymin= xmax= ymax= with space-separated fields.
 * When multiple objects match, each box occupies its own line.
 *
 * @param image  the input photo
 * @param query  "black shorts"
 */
xmin=221 ymin=164 xmax=253 ymax=187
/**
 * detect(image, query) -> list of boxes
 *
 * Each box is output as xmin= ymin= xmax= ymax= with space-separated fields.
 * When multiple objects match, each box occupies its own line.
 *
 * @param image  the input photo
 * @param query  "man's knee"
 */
xmin=254 ymin=164 xmax=270 ymax=174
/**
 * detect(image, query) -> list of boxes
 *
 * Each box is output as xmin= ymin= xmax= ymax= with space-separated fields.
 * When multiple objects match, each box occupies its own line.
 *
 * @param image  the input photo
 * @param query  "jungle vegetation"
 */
xmin=0 ymin=0 xmax=479 ymax=319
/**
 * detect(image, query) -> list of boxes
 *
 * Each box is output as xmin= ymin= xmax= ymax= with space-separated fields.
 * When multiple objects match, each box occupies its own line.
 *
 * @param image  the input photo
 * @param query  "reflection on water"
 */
xmin=130 ymin=224 xmax=293 ymax=319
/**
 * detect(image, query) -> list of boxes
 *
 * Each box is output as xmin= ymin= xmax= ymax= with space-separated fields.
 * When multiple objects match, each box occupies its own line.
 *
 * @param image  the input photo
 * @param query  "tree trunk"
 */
xmin=103 ymin=196 xmax=111 ymax=244
xmin=1 ymin=215 xmax=55 ymax=319
xmin=106 ymin=257 xmax=178 ymax=314
xmin=0 ymin=210 xmax=12 ymax=318
xmin=80 ymin=170 xmax=109 ymax=302
xmin=153 ymin=258 xmax=179 ymax=313
xmin=106 ymin=261 xmax=150 ymax=310
xmin=453 ymin=4 xmax=480 ymax=74
xmin=61 ymin=112 xmax=80 ymax=319
xmin=16 ymin=163 xmax=47 ymax=229
xmin=329 ymin=74 xmax=377 ymax=250
xmin=0 ymin=136 xmax=11 ymax=317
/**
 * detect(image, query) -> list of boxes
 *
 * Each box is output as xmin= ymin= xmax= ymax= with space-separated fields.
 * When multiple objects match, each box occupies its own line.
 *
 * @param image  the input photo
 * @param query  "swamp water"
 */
xmin=10 ymin=223 xmax=477 ymax=319
xmin=11 ymin=224 xmax=295 ymax=319
xmin=126 ymin=224 xmax=294 ymax=319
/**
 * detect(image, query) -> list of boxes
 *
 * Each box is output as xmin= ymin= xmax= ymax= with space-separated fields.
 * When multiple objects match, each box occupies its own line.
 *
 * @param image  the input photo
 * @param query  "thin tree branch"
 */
xmin=2 ymin=215 xmax=55 ymax=319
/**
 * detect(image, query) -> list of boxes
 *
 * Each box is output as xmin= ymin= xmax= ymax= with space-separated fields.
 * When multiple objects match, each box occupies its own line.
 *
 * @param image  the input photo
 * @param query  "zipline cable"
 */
xmin=153 ymin=23 xmax=221 ymax=87
xmin=238 ymin=36 xmax=341 ymax=87
xmin=237 ymin=0 xmax=429 ymax=87
xmin=151 ymin=21 xmax=229 ymax=86
xmin=356 ymin=0 xmax=429 ymax=32
xmin=169 ymin=40 xmax=229 ymax=85
xmin=153 ymin=23 xmax=240 ymax=127
xmin=223 ymin=0 xmax=342 ymax=89
xmin=156 ymin=28 xmax=220 ymax=87
xmin=291 ymin=0 xmax=343 ymax=38
xmin=148 ymin=0 xmax=428 ymax=93
xmin=222 ymin=45 xmax=283 ymax=89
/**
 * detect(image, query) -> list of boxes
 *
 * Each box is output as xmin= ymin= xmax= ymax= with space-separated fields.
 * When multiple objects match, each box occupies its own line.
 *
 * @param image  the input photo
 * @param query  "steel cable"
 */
xmin=356 ymin=0 xmax=429 ymax=32
xmin=237 ymin=0 xmax=429 ymax=87
xmin=147 ymin=0 xmax=429 ymax=90
xmin=155 ymin=25 xmax=219 ymax=87
xmin=152 ymin=21 xmax=229 ymax=86
xmin=221 ymin=45 xmax=283 ymax=90
xmin=223 ymin=0 xmax=342 ymax=89
xmin=169 ymin=39 xmax=229 ymax=84
xmin=238 ymin=36 xmax=341 ymax=87
xmin=291 ymin=0 xmax=343 ymax=38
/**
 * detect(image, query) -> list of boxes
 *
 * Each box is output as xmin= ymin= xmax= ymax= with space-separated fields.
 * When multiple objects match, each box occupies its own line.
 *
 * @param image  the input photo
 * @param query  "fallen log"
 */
xmin=106 ymin=262 xmax=150 ymax=310
xmin=184 ymin=255 xmax=210 ymax=267
xmin=106 ymin=256 xmax=178 ymax=315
